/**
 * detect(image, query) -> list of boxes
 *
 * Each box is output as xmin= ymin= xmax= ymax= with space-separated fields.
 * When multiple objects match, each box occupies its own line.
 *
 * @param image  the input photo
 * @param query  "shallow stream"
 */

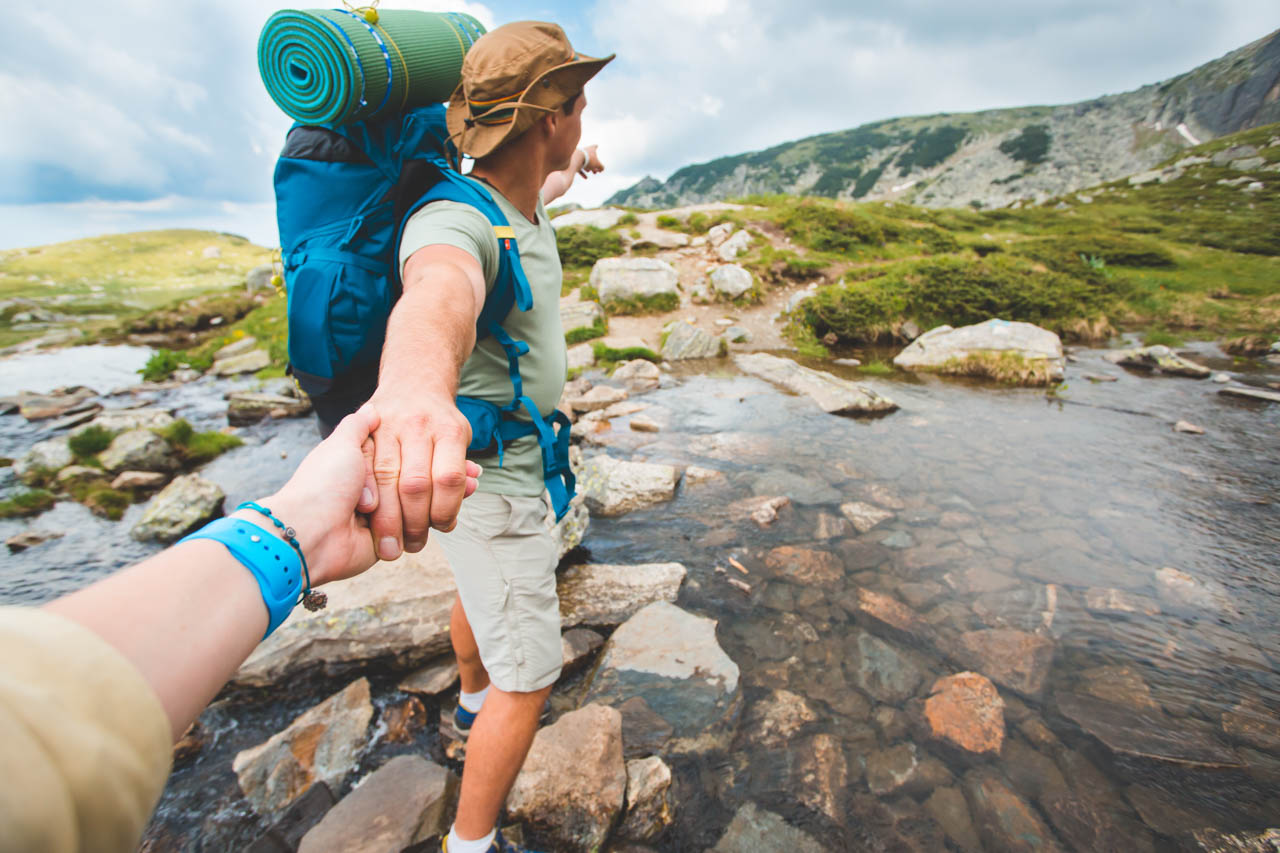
xmin=1 ymin=341 xmax=1277 ymax=851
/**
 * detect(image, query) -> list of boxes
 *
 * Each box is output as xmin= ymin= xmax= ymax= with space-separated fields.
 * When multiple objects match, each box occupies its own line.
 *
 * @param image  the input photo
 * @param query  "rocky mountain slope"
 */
xmin=609 ymin=28 xmax=1280 ymax=211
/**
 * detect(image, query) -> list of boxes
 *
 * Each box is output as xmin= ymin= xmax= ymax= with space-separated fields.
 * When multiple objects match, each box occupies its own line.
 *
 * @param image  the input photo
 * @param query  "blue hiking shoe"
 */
xmin=441 ymin=829 xmax=542 ymax=853
xmin=453 ymin=702 xmax=478 ymax=736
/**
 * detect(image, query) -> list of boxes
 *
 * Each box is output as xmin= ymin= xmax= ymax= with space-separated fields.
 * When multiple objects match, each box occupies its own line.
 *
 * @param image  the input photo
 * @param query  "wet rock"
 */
xmin=963 ymin=767 xmax=1064 ymax=852
xmin=943 ymin=565 xmax=1018 ymax=595
xmin=1040 ymin=789 xmax=1150 ymax=853
xmin=77 ymin=407 xmax=175 ymax=433
xmin=14 ymin=436 xmax=73 ymax=479
xmin=578 ymin=455 xmax=678 ymax=516
xmin=236 ymin=546 xmax=455 ymax=686
xmin=734 ymin=352 xmax=898 ymax=414
xmin=865 ymin=742 xmax=947 ymax=796
xmin=844 ymin=587 xmax=936 ymax=647
xmin=561 ymin=628 xmax=605 ymax=670
xmin=1077 ymin=665 xmax=1159 ymax=712
xmin=1174 ymin=420 xmax=1206 ymax=435
xmin=1019 ymin=716 xmax=1062 ymax=751
xmin=1103 ymin=345 xmax=1210 ymax=378
xmin=1124 ymin=784 xmax=1218 ymax=837
xmin=110 ymin=470 xmax=169 ymax=490
xmin=398 ymin=659 xmax=458 ymax=696
xmin=684 ymin=465 xmax=723 ymax=486
xmin=560 ymin=298 xmax=606 ymax=337
xmin=894 ymin=320 xmax=1066 ymax=384
xmin=1184 ymin=828 xmax=1280 ymax=852
xmin=131 ymin=474 xmax=224 ymax=543
xmin=709 ymin=801 xmax=825 ymax=853
xmin=872 ymin=705 xmax=909 ymax=741
xmin=568 ymin=384 xmax=629 ymax=412
xmin=864 ymin=483 xmax=906 ymax=509
xmin=558 ymin=561 xmax=686 ymax=627
xmin=925 ymin=786 xmax=983 ymax=853
xmin=1154 ymin=566 xmax=1235 ymax=614
xmin=1055 ymin=692 xmax=1243 ymax=770
xmin=1221 ymin=698 xmax=1280 ymax=753
xmin=717 ymin=229 xmax=752 ymax=261
xmin=212 ymin=349 xmax=271 ymax=376
xmin=5 ymin=529 xmax=64 ymax=552
xmin=629 ymin=415 xmax=660 ymax=432
xmin=813 ymin=511 xmax=849 ymax=539
xmin=591 ymin=257 xmax=679 ymax=306
xmin=612 ymin=359 xmax=661 ymax=391
xmin=851 ymin=630 xmax=924 ymax=704
xmin=228 ymin=391 xmax=312 ymax=425
xmin=750 ymin=469 xmax=840 ymax=505
xmin=548 ymin=490 xmax=589 ymax=562
xmin=173 ymin=721 xmax=208 ymax=765
xmin=970 ymin=585 xmax=1060 ymax=634
xmin=100 ymin=428 xmax=177 ymax=473
xmin=839 ymin=500 xmax=893 ymax=532
xmin=784 ymin=734 xmax=849 ymax=822
xmin=838 ymin=539 xmax=889 ymax=571
xmin=709 ymin=264 xmax=754 ymax=299
xmin=233 ymin=678 xmax=374 ymax=820
xmin=297 ymin=755 xmax=456 ymax=853
xmin=1084 ymin=587 xmax=1160 ymax=617
xmin=1001 ymin=738 xmax=1068 ymax=803
xmin=736 ymin=494 xmax=790 ymax=527
xmin=1219 ymin=385 xmax=1280 ymax=403
xmin=955 ymin=629 xmax=1055 ymax=699
xmin=924 ymin=672 xmax=1005 ymax=755
xmin=581 ymin=602 xmax=740 ymax=754
xmin=378 ymin=696 xmax=427 ymax=744
xmin=661 ymin=320 xmax=723 ymax=360
xmin=617 ymin=756 xmax=673 ymax=842
xmin=738 ymin=689 xmax=820 ymax=748
xmin=507 ymin=704 xmax=626 ymax=853
xmin=764 ymin=546 xmax=842 ymax=586
xmin=617 ymin=696 xmax=675 ymax=758
xmin=46 ymin=405 xmax=103 ymax=431
xmin=18 ymin=387 xmax=96 ymax=420
xmin=214 ymin=335 xmax=259 ymax=361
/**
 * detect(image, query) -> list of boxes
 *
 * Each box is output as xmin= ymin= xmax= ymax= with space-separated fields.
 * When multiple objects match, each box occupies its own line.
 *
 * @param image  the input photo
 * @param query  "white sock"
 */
xmin=446 ymin=825 xmax=495 ymax=853
xmin=459 ymin=685 xmax=489 ymax=713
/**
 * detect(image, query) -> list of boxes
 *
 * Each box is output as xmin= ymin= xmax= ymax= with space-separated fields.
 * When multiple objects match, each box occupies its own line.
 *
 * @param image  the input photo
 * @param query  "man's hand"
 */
xmin=578 ymin=144 xmax=604 ymax=177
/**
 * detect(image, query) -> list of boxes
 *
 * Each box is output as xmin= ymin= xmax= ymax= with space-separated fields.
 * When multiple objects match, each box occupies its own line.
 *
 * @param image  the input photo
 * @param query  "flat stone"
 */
xmin=297 ymin=755 xmax=456 ymax=853
xmin=1154 ymin=566 xmax=1234 ymax=613
xmin=110 ymin=470 xmax=169 ymax=490
xmin=1084 ymin=587 xmax=1160 ymax=617
xmin=233 ymin=678 xmax=374 ymax=820
xmin=684 ymin=465 xmax=723 ymax=486
xmin=6 ymin=529 xmax=64 ymax=552
xmin=18 ymin=388 xmax=96 ymax=420
xmin=235 ymin=546 xmax=456 ymax=686
xmin=55 ymin=464 xmax=102 ymax=484
xmin=851 ymin=630 xmax=923 ymax=704
xmin=1219 ymin=386 xmax=1280 ymax=403
xmin=1055 ymin=691 xmax=1244 ymax=770
xmin=717 ymin=229 xmax=752 ymax=261
xmin=1078 ymin=665 xmax=1159 ymax=713
xmin=214 ymin=335 xmax=259 ymax=361
xmin=1174 ymin=420 xmax=1205 ymax=434
xmin=661 ymin=320 xmax=723 ymax=360
xmin=955 ymin=629 xmax=1055 ymax=699
xmin=895 ymin=319 xmax=1066 ymax=384
xmin=560 ymin=298 xmax=606 ymax=336
xmin=398 ymin=660 xmax=459 ymax=696
xmin=581 ymin=602 xmax=740 ymax=754
xmin=131 ymin=474 xmax=224 ymax=543
xmin=944 ymin=566 xmax=1019 ymax=595
xmin=738 ymin=689 xmax=820 ymax=748
xmin=840 ymin=501 xmax=893 ymax=533
xmin=561 ymin=628 xmax=605 ymax=670
xmin=578 ymin=454 xmax=678 ymax=516
xmin=617 ymin=756 xmax=674 ymax=842
xmin=1221 ymin=698 xmax=1280 ymax=753
xmin=590 ymin=257 xmax=679 ymax=305
xmin=709 ymin=801 xmax=825 ymax=853
xmin=100 ymin=428 xmax=178 ymax=473
xmin=228 ymin=391 xmax=312 ymax=425
xmin=76 ymin=407 xmax=175 ymax=433
xmin=507 ymin=704 xmax=626 ymax=853
xmin=963 ymin=767 xmax=1064 ymax=852
xmin=568 ymin=385 xmax=629 ymax=413
xmin=558 ymin=562 xmax=686 ymax=627
xmin=926 ymin=786 xmax=983 ymax=853
xmin=1103 ymin=345 xmax=1210 ymax=378
xmin=845 ymin=587 xmax=936 ymax=646
xmin=735 ymin=352 xmax=897 ymax=415
xmin=629 ymin=415 xmax=660 ymax=432
xmin=898 ymin=581 xmax=945 ymax=610
xmin=764 ymin=546 xmax=842 ymax=586
xmin=925 ymin=672 xmax=1006 ymax=755
xmin=45 ymin=405 xmax=103 ymax=431
xmin=212 ymin=349 xmax=271 ymax=376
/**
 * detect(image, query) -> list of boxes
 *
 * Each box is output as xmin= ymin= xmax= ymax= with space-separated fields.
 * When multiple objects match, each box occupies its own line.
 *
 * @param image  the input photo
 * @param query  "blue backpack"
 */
xmin=273 ymin=103 xmax=575 ymax=519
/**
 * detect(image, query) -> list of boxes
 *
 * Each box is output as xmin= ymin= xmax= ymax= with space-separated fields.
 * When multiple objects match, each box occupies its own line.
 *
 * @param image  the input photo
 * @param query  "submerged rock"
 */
xmin=131 ymin=474 xmax=224 ymax=543
xmin=557 ymin=561 xmax=686 ymax=627
xmin=894 ymin=319 xmax=1066 ymax=384
xmin=297 ymin=755 xmax=456 ymax=853
xmin=5 ymin=529 xmax=64 ymax=552
xmin=578 ymin=454 xmax=678 ymax=516
xmin=507 ymin=704 xmax=626 ymax=853
xmin=710 ymin=801 xmax=825 ymax=853
xmin=1103 ymin=345 xmax=1210 ymax=378
xmin=926 ymin=786 xmax=984 ymax=853
xmin=734 ymin=352 xmax=898 ymax=414
xmin=840 ymin=500 xmax=894 ymax=532
xmin=233 ymin=678 xmax=374 ymax=820
xmin=954 ymin=629 xmax=1055 ymax=699
xmin=925 ymin=672 xmax=1006 ymax=755
xmin=851 ymin=630 xmax=924 ymax=704
xmin=1054 ymin=692 xmax=1243 ymax=770
xmin=581 ymin=601 xmax=740 ymax=754
xmin=963 ymin=767 xmax=1064 ymax=852
xmin=738 ymin=689 xmax=820 ymax=748
xmin=764 ymin=546 xmax=842 ymax=586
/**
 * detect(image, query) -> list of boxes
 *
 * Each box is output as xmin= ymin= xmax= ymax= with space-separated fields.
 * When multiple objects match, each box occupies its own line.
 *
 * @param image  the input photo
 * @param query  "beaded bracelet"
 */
xmin=236 ymin=501 xmax=328 ymax=612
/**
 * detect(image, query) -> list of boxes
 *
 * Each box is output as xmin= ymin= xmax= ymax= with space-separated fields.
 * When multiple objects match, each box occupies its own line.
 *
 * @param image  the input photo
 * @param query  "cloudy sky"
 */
xmin=1 ymin=1 xmax=1275 ymax=248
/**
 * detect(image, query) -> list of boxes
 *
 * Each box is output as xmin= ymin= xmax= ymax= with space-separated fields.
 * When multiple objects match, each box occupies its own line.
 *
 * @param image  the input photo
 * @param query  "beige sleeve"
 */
xmin=397 ymin=199 xmax=500 ymax=294
xmin=0 ymin=607 xmax=172 ymax=853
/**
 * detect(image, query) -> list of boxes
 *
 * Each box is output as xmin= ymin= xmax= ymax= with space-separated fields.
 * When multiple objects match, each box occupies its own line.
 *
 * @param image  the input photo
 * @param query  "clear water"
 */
xmin=2 ymin=342 xmax=1277 ymax=850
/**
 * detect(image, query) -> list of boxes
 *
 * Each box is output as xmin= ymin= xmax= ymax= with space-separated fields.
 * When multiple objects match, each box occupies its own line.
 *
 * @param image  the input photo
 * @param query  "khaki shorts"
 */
xmin=436 ymin=491 xmax=561 ymax=693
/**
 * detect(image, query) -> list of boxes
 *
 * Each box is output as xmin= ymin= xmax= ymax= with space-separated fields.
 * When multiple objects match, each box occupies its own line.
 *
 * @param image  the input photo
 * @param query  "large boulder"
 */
xmin=924 ymin=672 xmax=1006 ymax=755
xmin=578 ymin=454 xmax=678 ymax=516
xmin=1103 ymin=345 xmax=1210 ymax=378
xmin=99 ymin=429 xmax=178 ymax=473
xmin=234 ymin=545 xmax=456 ymax=686
xmin=233 ymin=678 xmax=374 ymax=820
xmin=661 ymin=320 xmax=723 ymax=360
xmin=710 ymin=801 xmax=825 ymax=853
xmin=13 ymin=436 xmax=73 ymax=478
xmin=547 ymin=492 xmax=589 ymax=561
xmin=581 ymin=601 xmax=741 ymax=754
xmin=297 ymin=755 xmax=456 ymax=853
xmin=228 ymin=391 xmax=312 ymax=426
xmin=131 ymin=474 xmax=224 ymax=543
xmin=589 ymin=257 xmax=678 ymax=305
xmin=717 ymin=229 xmax=752 ymax=261
xmin=894 ymin=319 xmax=1066 ymax=383
xmin=734 ymin=352 xmax=898 ymax=414
xmin=76 ymin=407 xmax=175 ymax=434
xmin=506 ymin=704 xmax=626 ymax=853
xmin=552 ymin=207 xmax=628 ymax=230
xmin=560 ymin=298 xmax=606 ymax=338
xmin=710 ymin=264 xmax=754 ymax=299
xmin=558 ymin=561 xmax=686 ymax=628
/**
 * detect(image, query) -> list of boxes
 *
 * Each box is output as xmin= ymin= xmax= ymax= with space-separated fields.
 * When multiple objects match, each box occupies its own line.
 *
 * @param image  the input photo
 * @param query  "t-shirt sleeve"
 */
xmin=398 ymin=200 xmax=500 ymax=294
xmin=0 ymin=607 xmax=172 ymax=853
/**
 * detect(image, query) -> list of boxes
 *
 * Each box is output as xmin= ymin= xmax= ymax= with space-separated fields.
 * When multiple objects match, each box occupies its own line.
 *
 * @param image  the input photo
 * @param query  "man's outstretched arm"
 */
xmin=367 ymin=244 xmax=485 ymax=560
xmin=541 ymin=144 xmax=604 ymax=204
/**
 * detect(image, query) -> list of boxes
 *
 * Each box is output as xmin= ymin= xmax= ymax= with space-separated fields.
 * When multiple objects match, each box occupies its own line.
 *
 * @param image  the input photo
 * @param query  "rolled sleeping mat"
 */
xmin=258 ymin=8 xmax=485 ymax=126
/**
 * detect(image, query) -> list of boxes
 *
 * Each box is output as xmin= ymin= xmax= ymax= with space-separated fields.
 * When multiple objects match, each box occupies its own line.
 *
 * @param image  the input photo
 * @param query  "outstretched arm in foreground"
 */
xmin=541 ymin=144 xmax=604 ymax=205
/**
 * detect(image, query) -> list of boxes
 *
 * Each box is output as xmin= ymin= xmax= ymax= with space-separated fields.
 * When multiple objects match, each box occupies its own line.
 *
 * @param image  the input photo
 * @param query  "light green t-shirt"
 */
xmin=398 ymin=187 xmax=566 ymax=497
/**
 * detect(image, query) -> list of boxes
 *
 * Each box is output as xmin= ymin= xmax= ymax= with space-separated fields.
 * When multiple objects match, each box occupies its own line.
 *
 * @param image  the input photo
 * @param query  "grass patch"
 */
xmin=616 ymin=213 xmax=638 ymax=227
xmin=783 ymin=322 xmax=830 ymax=358
xmin=602 ymin=292 xmax=679 ymax=316
xmin=656 ymin=214 xmax=681 ymax=229
xmin=1143 ymin=328 xmax=1185 ymax=347
xmin=68 ymin=425 xmax=116 ymax=461
xmin=0 ymin=489 xmax=55 ymax=518
xmin=858 ymin=360 xmax=894 ymax=375
xmin=556 ymin=225 xmax=623 ymax=268
xmin=156 ymin=419 xmax=244 ymax=466
xmin=591 ymin=342 xmax=661 ymax=364
xmin=936 ymin=351 xmax=1059 ymax=386
xmin=82 ymin=486 xmax=132 ymax=520
xmin=565 ymin=317 xmax=607 ymax=345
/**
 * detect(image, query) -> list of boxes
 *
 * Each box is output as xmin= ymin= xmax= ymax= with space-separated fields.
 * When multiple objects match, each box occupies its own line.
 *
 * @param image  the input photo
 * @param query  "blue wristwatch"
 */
xmin=179 ymin=517 xmax=302 ymax=638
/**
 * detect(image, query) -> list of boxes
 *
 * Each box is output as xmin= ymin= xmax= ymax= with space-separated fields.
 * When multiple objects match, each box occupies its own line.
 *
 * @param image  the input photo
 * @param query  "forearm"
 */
xmin=378 ymin=265 xmax=477 ymax=397
xmin=541 ymin=149 xmax=588 ymax=204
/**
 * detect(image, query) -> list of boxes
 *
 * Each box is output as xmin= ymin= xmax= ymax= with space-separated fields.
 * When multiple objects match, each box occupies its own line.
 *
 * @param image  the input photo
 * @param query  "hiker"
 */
xmin=0 ymin=404 xmax=481 ymax=852
xmin=350 ymin=21 xmax=612 ymax=853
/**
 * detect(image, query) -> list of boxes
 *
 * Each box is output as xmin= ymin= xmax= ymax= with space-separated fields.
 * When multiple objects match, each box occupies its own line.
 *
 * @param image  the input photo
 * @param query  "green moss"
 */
xmin=1143 ymin=328 xmax=1185 ymax=347
xmin=602 ymin=292 xmax=679 ymax=316
xmin=82 ymin=486 xmax=131 ymax=520
xmin=591 ymin=342 xmax=661 ymax=364
xmin=616 ymin=213 xmax=638 ymax=227
xmin=565 ymin=317 xmax=607 ymax=345
xmin=935 ymin=351 xmax=1057 ymax=386
xmin=783 ymin=322 xmax=830 ymax=358
xmin=139 ymin=348 xmax=212 ymax=382
xmin=68 ymin=425 xmax=115 ymax=461
xmin=858 ymin=360 xmax=894 ymax=375
xmin=556 ymin=225 xmax=623 ymax=268
xmin=774 ymin=199 xmax=885 ymax=252
xmin=0 ymin=489 xmax=55 ymax=518
xmin=156 ymin=419 xmax=244 ymax=466
xmin=656 ymin=214 xmax=681 ymax=229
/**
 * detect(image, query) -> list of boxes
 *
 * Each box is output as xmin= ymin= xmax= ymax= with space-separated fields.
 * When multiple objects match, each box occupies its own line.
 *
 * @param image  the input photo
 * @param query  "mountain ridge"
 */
xmin=608 ymin=28 xmax=1280 ymax=210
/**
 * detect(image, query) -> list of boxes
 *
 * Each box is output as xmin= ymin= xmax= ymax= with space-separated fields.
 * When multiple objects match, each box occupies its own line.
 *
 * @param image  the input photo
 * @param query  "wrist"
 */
xmin=231 ymin=497 xmax=329 ymax=585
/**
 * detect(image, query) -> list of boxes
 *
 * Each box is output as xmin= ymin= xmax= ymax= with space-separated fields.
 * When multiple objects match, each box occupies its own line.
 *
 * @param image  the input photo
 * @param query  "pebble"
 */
xmin=1082 ymin=373 xmax=1118 ymax=382
xmin=1212 ymin=372 xmax=1231 ymax=383
xmin=1174 ymin=420 xmax=1205 ymax=435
